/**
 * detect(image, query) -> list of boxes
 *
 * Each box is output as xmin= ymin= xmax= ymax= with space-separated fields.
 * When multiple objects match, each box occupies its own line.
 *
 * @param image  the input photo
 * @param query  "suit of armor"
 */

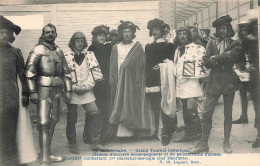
xmin=26 ymin=42 xmax=71 ymax=165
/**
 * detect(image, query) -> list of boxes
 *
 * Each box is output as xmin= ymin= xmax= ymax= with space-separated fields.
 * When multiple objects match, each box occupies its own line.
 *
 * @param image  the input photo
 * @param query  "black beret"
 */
xmin=147 ymin=18 xmax=170 ymax=30
xmin=92 ymin=25 xmax=110 ymax=36
xmin=212 ymin=15 xmax=232 ymax=28
xmin=118 ymin=20 xmax=140 ymax=32
xmin=0 ymin=15 xmax=21 ymax=35
xmin=176 ymin=26 xmax=190 ymax=33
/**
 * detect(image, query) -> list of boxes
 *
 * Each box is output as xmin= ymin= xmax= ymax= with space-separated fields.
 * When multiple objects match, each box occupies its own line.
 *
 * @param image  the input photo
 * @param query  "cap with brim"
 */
xmin=0 ymin=15 xmax=21 ymax=35
xmin=212 ymin=15 xmax=232 ymax=28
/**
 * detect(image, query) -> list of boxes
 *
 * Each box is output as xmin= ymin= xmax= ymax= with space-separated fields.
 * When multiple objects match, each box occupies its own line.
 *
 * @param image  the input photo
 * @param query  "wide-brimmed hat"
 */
xmin=117 ymin=20 xmax=140 ymax=33
xmin=91 ymin=25 xmax=110 ymax=36
xmin=0 ymin=15 xmax=21 ymax=35
xmin=212 ymin=15 xmax=232 ymax=28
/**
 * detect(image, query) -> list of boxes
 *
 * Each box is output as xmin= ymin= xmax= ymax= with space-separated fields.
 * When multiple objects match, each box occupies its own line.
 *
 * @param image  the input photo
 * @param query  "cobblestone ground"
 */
xmin=28 ymin=92 xmax=260 ymax=166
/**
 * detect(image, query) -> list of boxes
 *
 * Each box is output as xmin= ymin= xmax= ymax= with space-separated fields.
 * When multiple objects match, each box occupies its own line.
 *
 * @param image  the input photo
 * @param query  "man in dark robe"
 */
xmin=87 ymin=25 xmax=112 ymax=142
xmin=108 ymin=20 xmax=154 ymax=137
xmin=145 ymin=18 xmax=177 ymax=146
xmin=0 ymin=15 xmax=29 ymax=166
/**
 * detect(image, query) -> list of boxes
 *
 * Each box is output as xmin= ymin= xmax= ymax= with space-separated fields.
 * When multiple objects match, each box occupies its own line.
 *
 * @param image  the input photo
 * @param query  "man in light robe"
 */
xmin=108 ymin=20 xmax=154 ymax=138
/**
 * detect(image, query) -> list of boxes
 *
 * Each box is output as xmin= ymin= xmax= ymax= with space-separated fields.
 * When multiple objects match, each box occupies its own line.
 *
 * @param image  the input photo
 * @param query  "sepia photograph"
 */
xmin=0 ymin=0 xmax=259 ymax=166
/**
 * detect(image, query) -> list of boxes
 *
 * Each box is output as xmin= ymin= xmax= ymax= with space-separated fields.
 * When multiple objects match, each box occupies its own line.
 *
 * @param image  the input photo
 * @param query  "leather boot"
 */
xmin=90 ymin=113 xmax=109 ymax=151
xmin=90 ymin=135 xmax=109 ymax=151
xmin=161 ymin=134 xmax=170 ymax=146
xmin=232 ymin=117 xmax=248 ymax=124
xmin=83 ymin=113 xmax=92 ymax=144
xmin=189 ymin=140 xmax=209 ymax=153
xmin=175 ymin=125 xmax=193 ymax=142
xmin=223 ymin=141 xmax=232 ymax=154
xmin=223 ymin=117 xmax=232 ymax=153
xmin=69 ymin=143 xmax=80 ymax=154
xmin=190 ymin=108 xmax=202 ymax=140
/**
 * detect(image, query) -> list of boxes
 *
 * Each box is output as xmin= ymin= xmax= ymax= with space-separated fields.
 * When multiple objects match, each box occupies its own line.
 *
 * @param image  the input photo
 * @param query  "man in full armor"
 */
xmin=26 ymin=23 xmax=72 ymax=166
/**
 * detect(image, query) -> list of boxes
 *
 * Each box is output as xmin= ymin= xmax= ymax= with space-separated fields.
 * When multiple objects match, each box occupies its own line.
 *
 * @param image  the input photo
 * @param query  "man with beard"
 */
xmin=173 ymin=27 xmax=205 ymax=143
xmin=26 ymin=24 xmax=72 ymax=166
xmin=145 ymin=18 xmax=177 ymax=146
xmin=190 ymin=15 xmax=241 ymax=154
xmin=0 ymin=15 xmax=29 ymax=166
xmin=188 ymin=26 xmax=207 ymax=48
xmin=108 ymin=20 xmax=154 ymax=138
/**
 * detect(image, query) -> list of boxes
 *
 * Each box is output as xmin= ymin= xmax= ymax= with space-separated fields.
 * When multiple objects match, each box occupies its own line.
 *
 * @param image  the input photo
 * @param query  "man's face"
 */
xmin=178 ymin=30 xmax=189 ymax=45
xmin=190 ymin=28 xmax=198 ymax=40
xmin=122 ymin=28 xmax=133 ymax=43
xmin=0 ymin=29 xmax=11 ymax=44
xmin=151 ymin=27 xmax=162 ymax=40
xmin=42 ymin=26 xmax=57 ymax=43
xmin=111 ymin=35 xmax=119 ymax=44
xmin=219 ymin=25 xmax=228 ymax=39
xmin=96 ymin=33 xmax=106 ymax=44
xmin=74 ymin=38 xmax=85 ymax=51
xmin=240 ymin=27 xmax=248 ymax=39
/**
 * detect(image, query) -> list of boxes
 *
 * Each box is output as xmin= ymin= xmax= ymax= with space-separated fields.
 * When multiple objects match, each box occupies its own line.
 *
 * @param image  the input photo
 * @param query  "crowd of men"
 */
xmin=0 ymin=9 xmax=259 ymax=166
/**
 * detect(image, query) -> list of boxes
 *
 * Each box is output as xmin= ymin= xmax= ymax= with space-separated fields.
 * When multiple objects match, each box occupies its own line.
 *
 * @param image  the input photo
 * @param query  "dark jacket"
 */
xmin=145 ymin=42 xmax=176 ymax=87
xmin=0 ymin=43 xmax=29 ymax=113
xmin=88 ymin=42 xmax=112 ymax=112
xmin=203 ymin=39 xmax=241 ymax=94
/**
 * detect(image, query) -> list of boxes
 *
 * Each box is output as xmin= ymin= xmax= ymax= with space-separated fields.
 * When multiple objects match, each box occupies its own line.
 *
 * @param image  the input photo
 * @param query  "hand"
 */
xmin=22 ymin=95 xmax=29 ymax=107
xmin=64 ymin=92 xmax=71 ymax=104
xmin=210 ymin=55 xmax=216 ymax=59
xmin=74 ymin=85 xmax=83 ymax=94
xmin=30 ymin=92 xmax=38 ymax=104
xmin=153 ymin=65 xmax=160 ymax=70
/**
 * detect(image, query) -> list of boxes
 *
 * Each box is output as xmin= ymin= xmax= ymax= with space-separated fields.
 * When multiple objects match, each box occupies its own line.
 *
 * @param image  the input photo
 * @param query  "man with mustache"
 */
xmin=190 ymin=15 xmax=241 ymax=154
xmin=0 ymin=15 xmax=29 ymax=166
xmin=26 ymin=24 xmax=72 ymax=166
xmin=173 ymin=27 xmax=205 ymax=143
xmin=145 ymin=18 xmax=177 ymax=146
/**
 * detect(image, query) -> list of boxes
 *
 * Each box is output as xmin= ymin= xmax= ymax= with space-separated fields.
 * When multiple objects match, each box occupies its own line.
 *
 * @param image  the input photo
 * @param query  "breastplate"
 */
xmin=38 ymin=48 xmax=62 ymax=77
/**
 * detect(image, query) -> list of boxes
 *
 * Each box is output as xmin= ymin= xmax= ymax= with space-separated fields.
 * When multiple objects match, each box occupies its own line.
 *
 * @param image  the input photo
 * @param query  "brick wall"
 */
xmin=0 ymin=1 xmax=160 ymax=61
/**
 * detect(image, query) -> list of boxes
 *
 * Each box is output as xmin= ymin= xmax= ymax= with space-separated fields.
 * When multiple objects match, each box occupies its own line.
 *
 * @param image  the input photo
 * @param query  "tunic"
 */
xmin=174 ymin=43 xmax=205 ymax=99
xmin=64 ymin=49 xmax=97 ymax=104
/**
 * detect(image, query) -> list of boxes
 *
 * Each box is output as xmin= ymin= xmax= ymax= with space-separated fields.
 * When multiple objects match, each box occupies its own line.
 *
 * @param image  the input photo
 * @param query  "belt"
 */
xmin=146 ymin=86 xmax=161 ymax=93
xmin=38 ymin=76 xmax=63 ymax=87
